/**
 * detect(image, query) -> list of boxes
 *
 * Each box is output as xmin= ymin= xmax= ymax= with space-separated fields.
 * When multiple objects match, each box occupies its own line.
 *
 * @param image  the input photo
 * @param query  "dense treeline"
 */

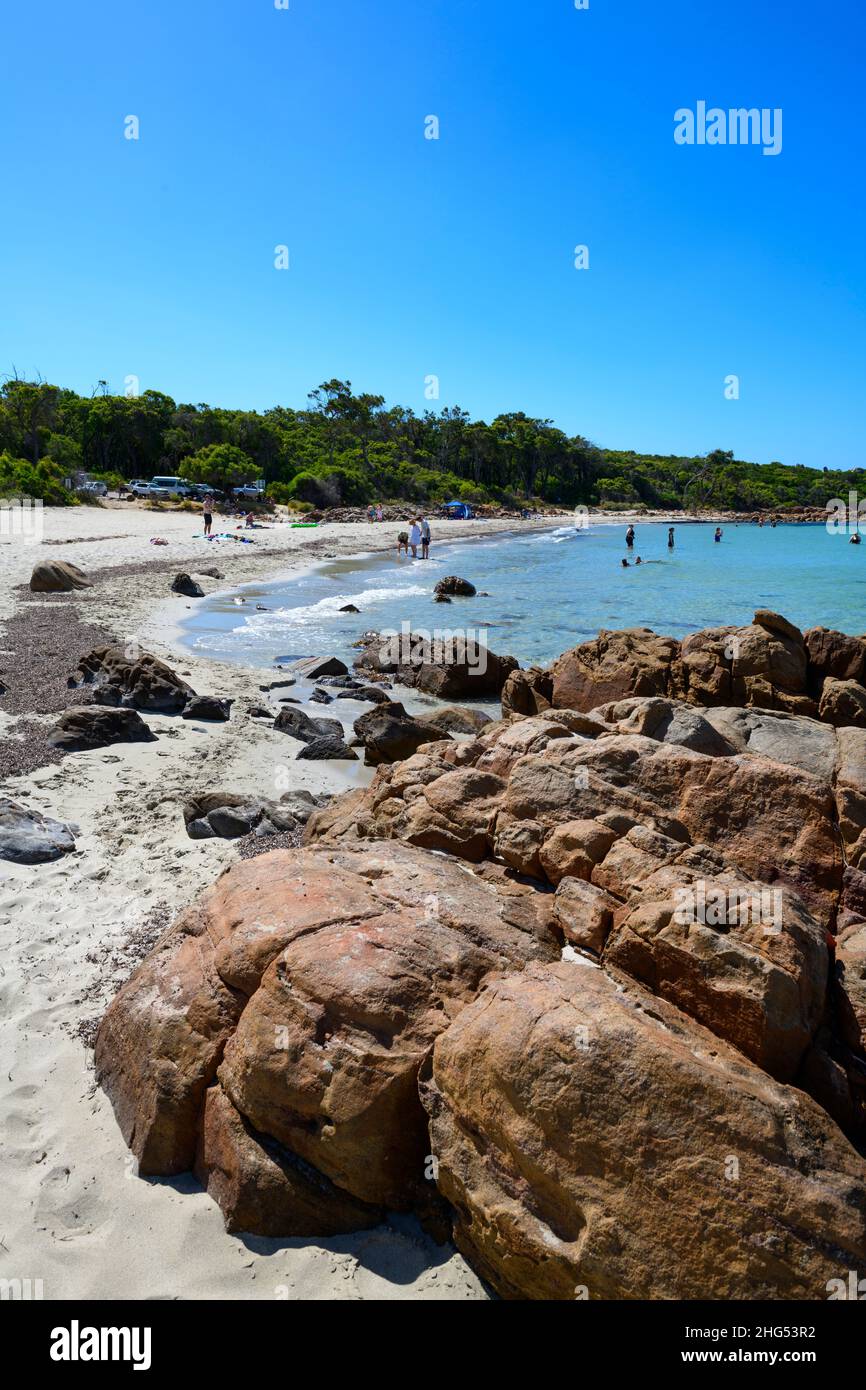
xmin=0 ymin=375 xmax=861 ymax=511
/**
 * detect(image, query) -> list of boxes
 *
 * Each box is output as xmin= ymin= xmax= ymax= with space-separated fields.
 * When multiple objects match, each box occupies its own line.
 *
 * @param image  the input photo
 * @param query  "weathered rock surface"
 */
xmin=194 ymin=1084 xmax=381 ymax=1236
xmin=74 ymin=646 xmax=195 ymax=713
xmin=836 ymin=921 xmax=866 ymax=1055
xmin=352 ymin=702 xmax=450 ymax=765
xmin=29 ymin=560 xmax=92 ymax=592
xmin=48 ymin=706 xmax=156 ymax=752
xmin=804 ymin=626 xmax=866 ymax=692
xmin=820 ymin=678 xmax=866 ymax=728
xmin=354 ymin=631 xmax=518 ymax=700
xmin=0 ymin=797 xmax=76 ymax=863
xmin=501 ymin=665 xmax=553 ymax=716
xmin=603 ymin=865 xmax=827 ymax=1080
xmin=552 ymin=628 xmax=681 ymax=711
xmin=520 ymin=612 xmax=866 ymax=729
xmin=96 ymin=842 xmax=558 ymax=1210
xmin=419 ymin=705 xmax=492 ymax=736
xmin=422 ymin=963 xmax=866 ymax=1300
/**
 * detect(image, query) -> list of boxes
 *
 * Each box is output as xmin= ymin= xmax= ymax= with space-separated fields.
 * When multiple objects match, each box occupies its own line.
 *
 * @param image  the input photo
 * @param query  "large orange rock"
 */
xmin=94 ymin=850 xmax=382 ymax=1173
xmin=96 ymin=841 xmax=559 ymax=1217
xmin=216 ymin=843 xmax=558 ymax=1209
xmin=546 ymin=615 xmax=832 ymax=719
xmin=422 ymin=963 xmax=866 ymax=1300
xmin=551 ymin=628 xmax=682 ymax=711
xmin=603 ymin=867 xmax=827 ymax=1080
xmin=194 ymin=1084 xmax=381 ymax=1236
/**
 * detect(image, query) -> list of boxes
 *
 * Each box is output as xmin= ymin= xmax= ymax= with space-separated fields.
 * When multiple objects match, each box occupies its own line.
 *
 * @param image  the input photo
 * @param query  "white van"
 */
xmin=149 ymin=476 xmax=193 ymax=499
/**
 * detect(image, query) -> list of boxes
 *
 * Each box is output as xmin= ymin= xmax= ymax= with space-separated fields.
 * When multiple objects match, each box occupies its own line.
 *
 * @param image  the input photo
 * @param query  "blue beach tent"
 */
xmin=442 ymin=500 xmax=474 ymax=519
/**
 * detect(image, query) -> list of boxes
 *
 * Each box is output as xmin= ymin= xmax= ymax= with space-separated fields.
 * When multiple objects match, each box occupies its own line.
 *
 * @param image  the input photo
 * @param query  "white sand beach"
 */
xmin=0 ymin=503 xmax=569 ymax=1302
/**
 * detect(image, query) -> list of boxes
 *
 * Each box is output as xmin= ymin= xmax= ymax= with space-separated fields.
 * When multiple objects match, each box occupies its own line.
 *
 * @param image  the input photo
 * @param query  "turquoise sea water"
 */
xmin=181 ymin=521 xmax=866 ymax=673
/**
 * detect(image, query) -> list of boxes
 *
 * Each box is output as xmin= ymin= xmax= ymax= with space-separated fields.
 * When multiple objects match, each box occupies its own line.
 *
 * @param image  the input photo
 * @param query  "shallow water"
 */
xmin=180 ymin=521 xmax=866 ymax=673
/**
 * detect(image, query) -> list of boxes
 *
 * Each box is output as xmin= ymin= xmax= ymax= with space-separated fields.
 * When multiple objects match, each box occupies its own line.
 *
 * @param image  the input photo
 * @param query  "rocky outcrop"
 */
xmin=0 ymin=797 xmax=76 ymax=863
xmin=354 ymin=631 xmax=518 ymax=700
xmin=74 ymin=646 xmax=195 ymax=713
xmin=48 ymin=706 xmax=156 ymax=751
xmin=501 ymin=666 xmax=553 ymax=716
xmin=95 ymin=843 xmax=558 ymax=1201
xmin=528 ymin=614 xmax=866 ymax=728
xmin=29 ymin=560 xmax=92 ymax=592
xmin=551 ymin=628 xmax=681 ymax=710
xmin=422 ymin=964 xmax=866 ymax=1300
xmin=95 ymin=621 xmax=866 ymax=1299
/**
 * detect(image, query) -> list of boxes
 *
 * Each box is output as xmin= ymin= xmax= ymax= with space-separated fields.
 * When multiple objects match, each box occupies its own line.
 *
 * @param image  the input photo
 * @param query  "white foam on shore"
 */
xmin=233 ymin=583 xmax=429 ymax=637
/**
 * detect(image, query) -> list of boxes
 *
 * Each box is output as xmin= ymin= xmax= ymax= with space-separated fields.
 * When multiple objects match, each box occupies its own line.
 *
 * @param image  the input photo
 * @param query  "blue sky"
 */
xmin=1 ymin=0 xmax=864 ymax=468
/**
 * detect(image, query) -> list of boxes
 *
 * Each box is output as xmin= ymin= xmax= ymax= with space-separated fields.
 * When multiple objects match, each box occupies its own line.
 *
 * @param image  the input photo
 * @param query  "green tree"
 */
xmin=179 ymin=443 xmax=255 ymax=490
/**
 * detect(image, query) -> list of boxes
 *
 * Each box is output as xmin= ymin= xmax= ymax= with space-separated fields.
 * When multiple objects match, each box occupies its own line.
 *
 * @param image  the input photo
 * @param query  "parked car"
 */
xmin=233 ymin=484 xmax=265 ymax=500
xmin=148 ymin=475 xmax=194 ymax=499
xmin=125 ymin=479 xmax=155 ymax=498
xmin=81 ymin=479 xmax=108 ymax=497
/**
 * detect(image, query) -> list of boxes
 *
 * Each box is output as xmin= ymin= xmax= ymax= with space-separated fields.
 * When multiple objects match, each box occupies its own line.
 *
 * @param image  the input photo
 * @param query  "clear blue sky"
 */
xmin=1 ymin=0 xmax=864 ymax=468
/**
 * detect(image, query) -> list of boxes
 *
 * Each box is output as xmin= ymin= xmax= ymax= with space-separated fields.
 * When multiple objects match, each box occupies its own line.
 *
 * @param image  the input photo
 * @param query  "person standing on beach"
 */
xmin=202 ymin=495 xmax=214 ymax=536
xmin=420 ymin=515 xmax=431 ymax=559
xmin=409 ymin=517 xmax=422 ymax=558
xmin=667 ymin=526 xmax=674 ymax=548
xmin=626 ymin=525 xmax=635 ymax=548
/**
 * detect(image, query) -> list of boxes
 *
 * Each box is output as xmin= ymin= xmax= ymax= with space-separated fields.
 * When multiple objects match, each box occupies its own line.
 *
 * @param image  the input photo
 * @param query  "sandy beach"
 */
xmin=0 ymin=502 xmax=568 ymax=1302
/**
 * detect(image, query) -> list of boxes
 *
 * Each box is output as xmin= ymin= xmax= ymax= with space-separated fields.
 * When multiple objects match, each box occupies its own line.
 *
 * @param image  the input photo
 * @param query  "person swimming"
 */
xmin=621 ymin=557 xmax=630 ymax=567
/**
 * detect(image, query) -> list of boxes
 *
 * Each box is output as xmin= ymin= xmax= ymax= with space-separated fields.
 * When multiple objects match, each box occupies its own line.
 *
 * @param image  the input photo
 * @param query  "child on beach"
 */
xmin=397 ymin=528 xmax=409 ymax=556
xmin=409 ymin=518 xmax=422 ymax=557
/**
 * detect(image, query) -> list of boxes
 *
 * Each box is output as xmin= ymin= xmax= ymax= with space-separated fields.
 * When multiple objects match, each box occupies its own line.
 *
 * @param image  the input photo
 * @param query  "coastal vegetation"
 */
xmin=0 ymin=375 xmax=861 ymax=511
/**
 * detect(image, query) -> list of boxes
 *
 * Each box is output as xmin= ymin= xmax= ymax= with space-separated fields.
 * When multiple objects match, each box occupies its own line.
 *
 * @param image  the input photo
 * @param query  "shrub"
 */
xmin=0 ymin=452 xmax=78 ymax=505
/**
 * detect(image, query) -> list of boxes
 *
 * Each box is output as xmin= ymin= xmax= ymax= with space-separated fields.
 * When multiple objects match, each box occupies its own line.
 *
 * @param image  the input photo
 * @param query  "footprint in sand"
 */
xmin=34 ymin=1164 xmax=111 ymax=1238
